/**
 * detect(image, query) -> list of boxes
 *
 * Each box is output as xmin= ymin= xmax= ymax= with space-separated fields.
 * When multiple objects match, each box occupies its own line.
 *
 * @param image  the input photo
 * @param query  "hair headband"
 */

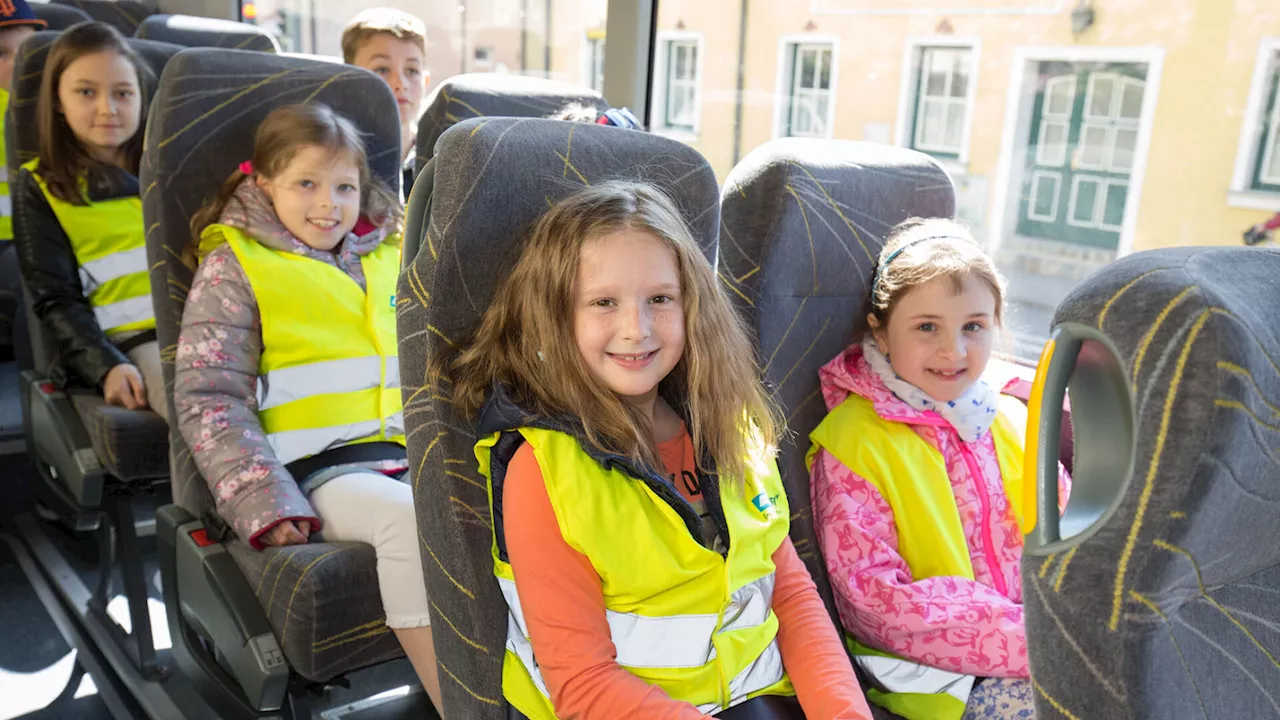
xmin=871 ymin=234 xmax=966 ymax=301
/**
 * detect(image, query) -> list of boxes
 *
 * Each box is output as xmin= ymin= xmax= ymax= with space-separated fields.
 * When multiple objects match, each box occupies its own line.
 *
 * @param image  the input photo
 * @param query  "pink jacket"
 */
xmin=810 ymin=344 xmax=1069 ymax=679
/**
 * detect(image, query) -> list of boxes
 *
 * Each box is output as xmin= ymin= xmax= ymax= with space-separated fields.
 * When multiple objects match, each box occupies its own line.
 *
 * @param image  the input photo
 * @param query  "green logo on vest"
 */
xmin=390 ymin=295 xmax=397 ymax=308
xmin=751 ymin=492 xmax=777 ymax=518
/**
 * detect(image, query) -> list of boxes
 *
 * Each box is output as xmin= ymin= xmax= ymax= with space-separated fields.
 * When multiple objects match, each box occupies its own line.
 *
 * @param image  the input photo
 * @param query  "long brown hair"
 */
xmin=187 ymin=103 xmax=402 ymax=265
xmin=37 ymin=22 xmax=152 ymax=205
xmin=858 ymin=216 xmax=1007 ymax=340
xmin=448 ymin=181 xmax=781 ymax=483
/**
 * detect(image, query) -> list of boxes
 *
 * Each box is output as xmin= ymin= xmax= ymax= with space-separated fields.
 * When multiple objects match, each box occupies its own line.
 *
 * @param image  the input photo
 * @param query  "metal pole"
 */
xmin=544 ymin=0 xmax=552 ymax=79
xmin=520 ymin=0 xmax=528 ymax=73
xmin=732 ymin=0 xmax=749 ymax=165
xmin=460 ymin=0 xmax=468 ymax=74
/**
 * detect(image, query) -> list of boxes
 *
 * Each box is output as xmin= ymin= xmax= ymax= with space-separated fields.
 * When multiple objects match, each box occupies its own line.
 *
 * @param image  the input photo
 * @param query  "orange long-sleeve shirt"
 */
xmin=503 ymin=430 xmax=872 ymax=720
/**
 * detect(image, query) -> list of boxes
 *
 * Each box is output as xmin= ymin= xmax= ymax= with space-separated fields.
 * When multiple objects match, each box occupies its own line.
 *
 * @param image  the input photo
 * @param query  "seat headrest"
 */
xmin=718 ymin=139 xmax=955 ymax=615
xmin=415 ymin=73 xmax=608 ymax=172
xmin=134 ymin=14 xmax=280 ymax=53
xmin=51 ymin=0 xmax=151 ymax=35
xmin=143 ymin=50 xmax=399 ymax=439
xmin=396 ymin=118 xmax=718 ymax=716
xmin=6 ymin=31 xmax=181 ymax=177
xmin=31 ymin=3 xmax=91 ymax=30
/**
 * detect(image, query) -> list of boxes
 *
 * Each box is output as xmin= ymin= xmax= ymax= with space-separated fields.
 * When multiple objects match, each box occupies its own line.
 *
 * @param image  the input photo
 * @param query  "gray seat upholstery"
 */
xmin=397 ymin=117 xmax=719 ymax=718
xmin=143 ymin=49 xmax=404 ymax=681
xmin=31 ymin=2 xmax=91 ymax=30
xmin=414 ymin=73 xmax=608 ymax=174
xmin=719 ymin=140 xmax=955 ymax=720
xmin=51 ymin=0 xmax=151 ymax=35
xmin=1023 ymin=246 xmax=1280 ymax=719
xmin=8 ymin=31 xmax=178 ymax=486
xmin=134 ymin=14 xmax=279 ymax=52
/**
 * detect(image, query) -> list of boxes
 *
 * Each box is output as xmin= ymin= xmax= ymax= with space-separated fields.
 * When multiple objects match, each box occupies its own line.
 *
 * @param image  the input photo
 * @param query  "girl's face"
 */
xmin=57 ymin=51 xmax=141 ymax=164
xmin=256 ymin=145 xmax=361 ymax=251
xmin=574 ymin=229 xmax=686 ymax=408
xmin=870 ymin=273 xmax=997 ymax=403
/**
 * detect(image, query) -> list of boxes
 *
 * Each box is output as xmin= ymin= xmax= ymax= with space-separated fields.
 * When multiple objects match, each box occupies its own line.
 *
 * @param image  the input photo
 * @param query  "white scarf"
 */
xmin=861 ymin=337 xmax=999 ymax=443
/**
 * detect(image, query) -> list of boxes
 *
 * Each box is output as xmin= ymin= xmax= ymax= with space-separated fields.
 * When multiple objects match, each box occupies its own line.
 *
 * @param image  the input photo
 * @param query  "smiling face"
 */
xmin=57 ymin=50 xmax=141 ymax=164
xmin=256 ymin=144 xmax=361 ymax=252
xmin=870 ymin=273 xmax=998 ymax=403
xmin=574 ymin=229 xmax=686 ymax=408
xmin=351 ymin=33 xmax=428 ymax=129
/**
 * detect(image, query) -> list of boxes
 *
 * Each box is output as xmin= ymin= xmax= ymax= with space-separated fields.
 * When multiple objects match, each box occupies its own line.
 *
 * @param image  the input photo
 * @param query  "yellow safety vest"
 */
xmin=0 ymin=88 xmax=12 ymax=241
xmin=475 ymin=427 xmax=796 ymax=719
xmin=806 ymin=393 xmax=1028 ymax=720
xmin=206 ymin=224 xmax=404 ymax=465
xmin=25 ymin=159 xmax=154 ymax=336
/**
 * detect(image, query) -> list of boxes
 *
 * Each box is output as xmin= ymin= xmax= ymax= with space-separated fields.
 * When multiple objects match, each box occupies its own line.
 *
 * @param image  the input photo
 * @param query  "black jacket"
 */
xmin=13 ymin=164 xmax=140 ymax=388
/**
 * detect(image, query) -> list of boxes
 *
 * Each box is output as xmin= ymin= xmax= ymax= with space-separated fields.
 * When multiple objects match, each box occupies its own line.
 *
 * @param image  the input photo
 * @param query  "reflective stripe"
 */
xmin=497 ymin=577 xmax=552 ymax=698
xmin=78 ymin=245 xmax=148 ymax=292
xmin=266 ymin=416 xmax=400 ymax=465
xmin=258 ymin=356 xmax=400 ymax=411
xmin=695 ymin=640 xmax=786 ymax=715
xmin=93 ymin=295 xmax=154 ymax=333
xmin=606 ymin=611 xmax=718 ymax=669
xmin=0 ymin=194 xmax=10 ymax=217
xmin=855 ymin=654 xmax=975 ymax=704
xmin=721 ymin=573 xmax=774 ymax=633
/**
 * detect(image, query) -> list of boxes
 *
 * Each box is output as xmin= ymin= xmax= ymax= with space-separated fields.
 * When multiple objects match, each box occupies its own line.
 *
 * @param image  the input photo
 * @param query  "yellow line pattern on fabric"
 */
xmin=439 ymin=661 xmax=502 ymax=705
xmin=430 ymin=599 xmax=491 ymax=653
xmin=1054 ymin=546 xmax=1077 ymax=592
xmin=1130 ymin=286 xmax=1196 ymax=393
xmin=420 ymin=532 xmax=475 ymax=599
xmin=1110 ymin=308 xmax=1213 ymax=631
xmin=1033 ymin=681 xmax=1082 ymax=720
xmin=1098 ymin=269 xmax=1163 ymax=330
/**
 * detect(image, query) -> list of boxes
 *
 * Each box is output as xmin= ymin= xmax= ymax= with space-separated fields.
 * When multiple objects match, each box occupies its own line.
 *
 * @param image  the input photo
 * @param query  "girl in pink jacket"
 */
xmin=808 ymin=218 xmax=1069 ymax=720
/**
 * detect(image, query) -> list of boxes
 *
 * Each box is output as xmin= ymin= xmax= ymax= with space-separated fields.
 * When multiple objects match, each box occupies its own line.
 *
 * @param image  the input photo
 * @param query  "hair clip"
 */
xmin=238 ymin=160 xmax=254 ymax=175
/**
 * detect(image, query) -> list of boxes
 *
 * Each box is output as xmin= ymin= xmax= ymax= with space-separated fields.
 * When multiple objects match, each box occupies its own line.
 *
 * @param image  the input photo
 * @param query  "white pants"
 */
xmin=308 ymin=472 xmax=431 ymax=629
xmin=126 ymin=340 xmax=168 ymax=423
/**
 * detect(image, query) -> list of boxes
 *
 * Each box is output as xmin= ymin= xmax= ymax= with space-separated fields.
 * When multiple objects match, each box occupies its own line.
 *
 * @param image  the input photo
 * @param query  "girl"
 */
xmin=447 ymin=181 xmax=872 ymax=719
xmin=808 ymin=218 xmax=1069 ymax=720
xmin=174 ymin=103 xmax=441 ymax=712
xmin=15 ymin=22 xmax=165 ymax=418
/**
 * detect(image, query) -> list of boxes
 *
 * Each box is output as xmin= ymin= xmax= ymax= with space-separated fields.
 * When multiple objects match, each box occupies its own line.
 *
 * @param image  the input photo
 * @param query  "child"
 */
xmin=175 ymin=103 xmax=441 ymax=712
xmin=808 ymin=218 xmax=1069 ymax=720
xmin=0 ymin=0 xmax=46 ymax=360
xmin=446 ymin=181 xmax=872 ymax=719
xmin=14 ymin=22 xmax=165 ymax=418
xmin=0 ymin=0 xmax=47 ymax=242
xmin=341 ymin=8 xmax=428 ymax=201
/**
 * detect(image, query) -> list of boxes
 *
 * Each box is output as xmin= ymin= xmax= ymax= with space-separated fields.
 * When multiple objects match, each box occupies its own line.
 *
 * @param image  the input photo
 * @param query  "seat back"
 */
xmin=414 ymin=73 xmax=608 ymax=175
xmin=1022 ymin=246 xmax=1280 ymax=719
xmin=31 ymin=2 xmax=91 ymax=30
xmin=6 ymin=31 xmax=181 ymax=376
xmin=51 ymin=0 xmax=151 ymax=35
xmin=398 ymin=117 xmax=719 ymax=718
xmin=134 ymin=14 xmax=280 ymax=52
xmin=142 ymin=49 xmax=399 ymax=518
xmin=717 ymin=139 xmax=955 ymax=621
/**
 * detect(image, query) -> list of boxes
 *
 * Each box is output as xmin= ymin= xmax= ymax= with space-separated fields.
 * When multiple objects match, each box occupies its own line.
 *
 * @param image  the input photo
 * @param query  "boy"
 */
xmin=341 ymin=8 xmax=428 ymax=201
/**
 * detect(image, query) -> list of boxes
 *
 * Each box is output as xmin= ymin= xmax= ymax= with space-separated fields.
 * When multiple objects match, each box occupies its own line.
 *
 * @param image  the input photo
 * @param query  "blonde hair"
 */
xmin=341 ymin=8 xmax=426 ymax=63
xmin=448 ymin=181 xmax=780 ymax=483
xmin=186 ymin=103 xmax=401 ymax=266
xmin=862 ymin=217 xmax=1006 ymax=337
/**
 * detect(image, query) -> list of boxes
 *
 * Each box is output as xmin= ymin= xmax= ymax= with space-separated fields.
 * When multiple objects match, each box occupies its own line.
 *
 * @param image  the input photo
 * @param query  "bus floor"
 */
xmin=0 ymin=453 xmax=439 ymax=720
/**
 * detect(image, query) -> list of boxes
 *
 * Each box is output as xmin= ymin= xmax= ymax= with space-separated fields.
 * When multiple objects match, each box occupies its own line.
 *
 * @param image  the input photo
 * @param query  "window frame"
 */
xmin=652 ymin=31 xmax=704 ymax=137
xmin=774 ymin=35 xmax=840 ymax=140
xmin=1230 ymin=37 xmax=1280 ymax=209
xmin=582 ymin=33 xmax=607 ymax=93
xmin=895 ymin=36 xmax=981 ymax=166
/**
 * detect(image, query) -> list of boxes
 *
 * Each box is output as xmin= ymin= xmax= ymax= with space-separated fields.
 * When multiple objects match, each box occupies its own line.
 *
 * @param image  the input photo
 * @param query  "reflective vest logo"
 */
xmin=751 ymin=492 xmax=779 ymax=518
xmin=390 ymin=294 xmax=396 ymax=308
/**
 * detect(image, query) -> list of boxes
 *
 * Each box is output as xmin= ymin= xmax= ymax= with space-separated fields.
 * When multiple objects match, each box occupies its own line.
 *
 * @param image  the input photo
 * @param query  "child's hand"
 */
xmin=262 ymin=520 xmax=311 ymax=547
xmin=104 ymin=364 xmax=148 ymax=410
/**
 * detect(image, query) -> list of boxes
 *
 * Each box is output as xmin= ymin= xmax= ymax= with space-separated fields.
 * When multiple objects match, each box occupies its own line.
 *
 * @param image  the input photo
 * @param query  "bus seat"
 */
xmin=135 ymin=14 xmax=280 ymax=52
xmin=719 ymin=140 xmax=954 ymax=720
xmin=51 ymin=0 xmax=152 ymax=35
xmin=403 ymin=73 xmax=607 ymax=268
xmin=144 ymin=49 xmax=407 ymax=714
xmin=397 ymin=117 xmax=719 ymax=718
xmin=9 ymin=31 xmax=179 ymax=523
xmin=30 ymin=2 xmax=91 ymax=30
xmin=1022 ymin=246 xmax=1280 ymax=719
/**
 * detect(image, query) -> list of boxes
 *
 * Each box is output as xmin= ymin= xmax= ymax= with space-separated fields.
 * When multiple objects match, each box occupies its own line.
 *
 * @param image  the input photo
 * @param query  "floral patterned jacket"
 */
xmin=173 ymin=178 xmax=406 ymax=549
xmin=810 ymin=343 xmax=1070 ymax=679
